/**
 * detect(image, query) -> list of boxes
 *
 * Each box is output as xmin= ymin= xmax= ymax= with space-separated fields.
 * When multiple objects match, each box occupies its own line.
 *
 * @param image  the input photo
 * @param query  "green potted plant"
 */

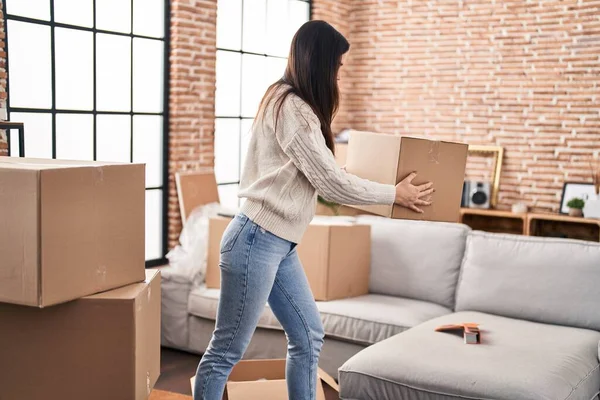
xmin=566 ymin=197 xmax=585 ymax=217
xmin=317 ymin=195 xmax=340 ymax=216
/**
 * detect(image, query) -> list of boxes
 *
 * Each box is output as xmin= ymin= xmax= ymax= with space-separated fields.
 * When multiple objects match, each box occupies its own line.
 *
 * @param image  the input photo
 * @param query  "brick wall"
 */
xmin=0 ymin=0 xmax=6 ymax=157
xmin=319 ymin=0 xmax=600 ymax=212
xmin=168 ymin=0 xmax=217 ymax=248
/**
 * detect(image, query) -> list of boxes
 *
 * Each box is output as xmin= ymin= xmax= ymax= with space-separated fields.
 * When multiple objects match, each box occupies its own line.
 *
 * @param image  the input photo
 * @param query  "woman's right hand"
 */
xmin=395 ymin=172 xmax=434 ymax=213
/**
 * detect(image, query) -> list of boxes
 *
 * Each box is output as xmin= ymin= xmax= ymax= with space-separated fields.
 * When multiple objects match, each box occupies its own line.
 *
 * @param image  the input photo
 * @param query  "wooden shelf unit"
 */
xmin=459 ymin=208 xmax=527 ymax=236
xmin=460 ymin=208 xmax=600 ymax=242
xmin=528 ymin=213 xmax=600 ymax=242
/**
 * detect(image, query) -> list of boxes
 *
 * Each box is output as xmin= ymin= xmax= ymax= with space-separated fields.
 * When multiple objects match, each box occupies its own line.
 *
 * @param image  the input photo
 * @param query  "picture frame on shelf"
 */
xmin=466 ymin=145 xmax=504 ymax=208
xmin=559 ymin=182 xmax=596 ymax=215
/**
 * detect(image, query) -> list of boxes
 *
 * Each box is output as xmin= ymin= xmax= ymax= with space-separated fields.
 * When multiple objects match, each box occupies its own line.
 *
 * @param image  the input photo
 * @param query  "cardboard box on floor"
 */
xmin=0 ymin=157 xmax=146 ymax=307
xmin=190 ymin=359 xmax=339 ymax=400
xmin=0 ymin=270 xmax=161 ymax=400
xmin=205 ymin=217 xmax=370 ymax=301
xmin=345 ymin=130 xmax=468 ymax=223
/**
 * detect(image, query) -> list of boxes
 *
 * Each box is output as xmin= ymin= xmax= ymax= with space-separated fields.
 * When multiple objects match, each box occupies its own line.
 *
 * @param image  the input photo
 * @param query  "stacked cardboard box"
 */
xmin=0 ymin=157 xmax=160 ymax=400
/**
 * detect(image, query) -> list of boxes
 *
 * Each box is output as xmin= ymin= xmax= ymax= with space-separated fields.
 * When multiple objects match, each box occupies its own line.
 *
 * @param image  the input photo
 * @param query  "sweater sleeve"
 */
xmin=277 ymin=97 xmax=396 ymax=206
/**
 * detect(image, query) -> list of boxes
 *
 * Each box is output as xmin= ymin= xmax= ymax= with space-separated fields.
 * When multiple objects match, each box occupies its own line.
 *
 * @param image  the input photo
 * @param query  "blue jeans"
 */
xmin=194 ymin=214 xmax=325 ymax=400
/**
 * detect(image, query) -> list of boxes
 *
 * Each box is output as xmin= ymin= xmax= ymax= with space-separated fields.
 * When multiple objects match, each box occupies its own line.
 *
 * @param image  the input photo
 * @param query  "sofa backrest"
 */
xmin=356 ymin=216 xmax=470 ymax=309
xmin=456 ymin=231 xmax=600 ymax=331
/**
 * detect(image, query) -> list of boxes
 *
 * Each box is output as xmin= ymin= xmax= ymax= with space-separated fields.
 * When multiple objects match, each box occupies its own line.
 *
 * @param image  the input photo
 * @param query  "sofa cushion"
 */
xmin=456 ymin=232 xmax=600 ymax=331
xmin=316 ymin=295 xmax=452 ymax=344
xmin=188 ymin=287 xmax=451 ymax=345
xmin=340 ymin=311 xmax=600 ymax=400
xmin=356 ymin=216 xmax=470 ymax=309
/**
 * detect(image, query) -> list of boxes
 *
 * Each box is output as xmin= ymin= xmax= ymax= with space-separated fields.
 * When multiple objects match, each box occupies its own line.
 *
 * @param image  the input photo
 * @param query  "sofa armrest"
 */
xmin=161 ymin=268 xmax=194 ymax=350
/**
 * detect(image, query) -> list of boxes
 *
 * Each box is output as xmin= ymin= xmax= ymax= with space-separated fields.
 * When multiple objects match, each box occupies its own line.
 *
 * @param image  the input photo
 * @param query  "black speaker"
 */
xmin=468 ymin=182 xmax=491 ymax=209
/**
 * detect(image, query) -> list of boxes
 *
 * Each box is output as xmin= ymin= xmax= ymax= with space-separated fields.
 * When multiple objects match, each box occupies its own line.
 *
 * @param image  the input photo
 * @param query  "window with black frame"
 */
xmin=214 ymin=0 xmax=310 ymax=209
xmin=3 ymin=0 xmax=169 ymax=266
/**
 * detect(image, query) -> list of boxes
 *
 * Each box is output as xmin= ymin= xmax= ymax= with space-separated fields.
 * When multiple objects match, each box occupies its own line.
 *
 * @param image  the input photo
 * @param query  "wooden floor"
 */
xmin=155 ymin=347 xmax=203 ymax=396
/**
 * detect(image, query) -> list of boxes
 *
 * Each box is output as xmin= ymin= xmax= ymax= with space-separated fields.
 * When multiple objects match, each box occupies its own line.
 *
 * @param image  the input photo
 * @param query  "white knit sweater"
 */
xmin=239 ymin=90 xmax=396 ymax=243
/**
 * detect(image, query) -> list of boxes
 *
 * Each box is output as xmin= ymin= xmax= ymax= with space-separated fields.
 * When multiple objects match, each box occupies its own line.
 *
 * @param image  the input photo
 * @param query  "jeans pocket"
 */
xmin=220 ymin=215 xmax=248 ymax=254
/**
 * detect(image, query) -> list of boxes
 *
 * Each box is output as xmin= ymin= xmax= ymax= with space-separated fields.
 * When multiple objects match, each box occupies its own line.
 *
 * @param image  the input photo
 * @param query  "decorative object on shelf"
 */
xmin=511 ymin=203 xmax=528 ymax=214
xmin=466 ymin=145 xmax=504 ymax=208
xmin=590 ymin=158 xmax=600 ymax=196
xmin=582 ymin=159 xmax=600 ymax=219
xmin=468 ymin=181 xmax=491 ymax=209
xmin=461 ymin=181 xmax=470 ymax=207
xmin=317 ymin=195 xmax=340 ymax=216
xmin=583 ymin=196 xmax=600 ymax=219
xmin=559 ymin=182 xmax=596 ymax=215
xmin=566 ymin=198 xmax=585 ymax=217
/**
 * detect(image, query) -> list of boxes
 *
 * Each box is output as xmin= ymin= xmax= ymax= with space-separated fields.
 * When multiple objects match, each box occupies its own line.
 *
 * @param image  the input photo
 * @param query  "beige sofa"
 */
xmin=161 ymin=216 xmax=600 ymax=400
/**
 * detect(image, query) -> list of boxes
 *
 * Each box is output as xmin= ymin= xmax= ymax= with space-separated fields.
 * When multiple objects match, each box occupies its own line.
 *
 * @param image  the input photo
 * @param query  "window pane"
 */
xmin=10 ymin=113 xmax=52 ymax=158
xmin=55 ymin=28 xmax=94 ymax=110
xmin=56 ymin=114 xmax=94 ymax=161
xmin=97 ymin=34 xmax=131 ymax=112
xmin=54 ymin=0 xmax=93 ymax=27
xmin=215 ymin=51 xmax=241 ymax=117
xmin=240 ymin=118 xmax=253 ymax=171
xmin=218 ymin=184 xmax=239 ymax=210
xmin=133 ymin=38 xmax=163 ymax=113
xmin=96 ymin=115 xmax=131 ymax=162
xmin=217 ymin=0 xmax=242 ymax=50
xmin=242 ymin=0 xmax=266 ymax=54
xmin=265 ymin=57 xmax=287 ymax=88
xmin=133 ymin=116 xmax=163 ymax=188
xmin=96 ymin=0 xmax=131 ymax=34
xmin=133 ymin=0 xmax=164 ymax=38
xmin=266 ymin=0 xmax=289 ymax=57
xmin=214 ymin=118 xmax=240 ymax=184
xmin=241 ymin=54 xmax=267 ymax=118
xmin=7 ymin=21 xmax=52 ymax=109
xmin=145 ymin=189 xmax=163 ymax=260
xmin=6 ymin=0 xmax=50 ymax=20
xmin=288 ymin=1 xmax=310 ymax=41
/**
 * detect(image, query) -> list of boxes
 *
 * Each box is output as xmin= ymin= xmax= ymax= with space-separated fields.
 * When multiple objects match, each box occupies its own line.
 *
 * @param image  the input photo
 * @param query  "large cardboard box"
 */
xmin=205 ymin=217 xmax=370 ymax=301
xmin=346 ymin=131 xmax=468 ymax=222
xmin=205 ymin=215 xmax=232 ymax=289
xmin=298 ymin=219 xmax=370 ymax=300
xmin=0 ymin=270 xmax=161 ymax=400
xmin=334 ymin=142 xmax=347 ymax=167
xmin=190 ymin=359 xmax=339 ymax=400
xmin=0 ymin=157 xmax=146 ymax=307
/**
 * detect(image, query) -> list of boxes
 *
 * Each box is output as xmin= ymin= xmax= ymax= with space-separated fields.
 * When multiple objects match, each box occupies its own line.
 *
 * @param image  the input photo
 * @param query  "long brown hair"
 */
xmin=256 ymin=20 xmax=350 ymax=153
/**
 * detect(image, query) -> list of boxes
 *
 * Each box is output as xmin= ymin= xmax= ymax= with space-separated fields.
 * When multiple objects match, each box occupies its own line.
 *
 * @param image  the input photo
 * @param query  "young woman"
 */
xmin=194 ymin=20 xmax=433 ymax=400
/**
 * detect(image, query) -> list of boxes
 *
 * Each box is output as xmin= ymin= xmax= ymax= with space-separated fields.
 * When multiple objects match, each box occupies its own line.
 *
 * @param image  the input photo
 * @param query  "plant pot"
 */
xmin=568 ymin=208 xmax=583 ymax=217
